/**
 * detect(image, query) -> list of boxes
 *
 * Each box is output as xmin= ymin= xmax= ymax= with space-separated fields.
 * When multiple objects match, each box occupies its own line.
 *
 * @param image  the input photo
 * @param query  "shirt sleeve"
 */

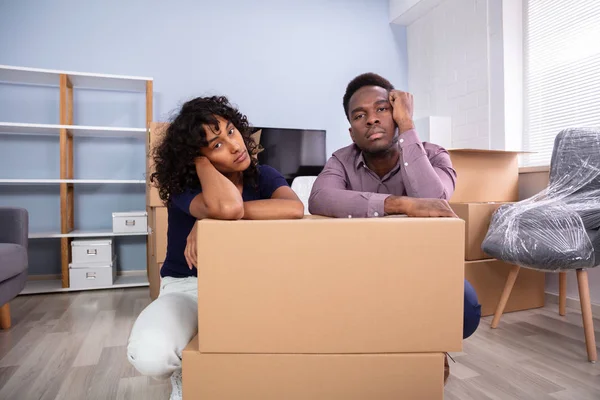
xmin=398 ymin=129 xmax=456 ymax=199
xmin=258 ymin=165 xmax=290 ymax=199
xmin=170 ymin=188 xmax=203 ymax=216
xmin=308 ymin=156 xmax=390 ymax=218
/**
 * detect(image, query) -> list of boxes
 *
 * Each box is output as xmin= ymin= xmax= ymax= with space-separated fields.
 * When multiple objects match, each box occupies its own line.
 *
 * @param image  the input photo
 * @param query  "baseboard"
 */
xmin=27 ymin=269 xmax=147 ymax=281
xmin=28 ymin=274 xmax=61 ymax=281
xmin=545 ymin=292 xmax=600 ymax=318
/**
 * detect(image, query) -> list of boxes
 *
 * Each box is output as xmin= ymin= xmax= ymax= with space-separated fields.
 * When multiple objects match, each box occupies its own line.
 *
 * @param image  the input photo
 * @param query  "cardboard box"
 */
xmin=148 ymin=206 xmax=167 ymax=300
xmin=148 ymin=262 xmax=161 ymax=300
xmin=465 ymin=259 xmax=545 ymax=316
xmin=147 ymin=122 xmax=169 ymax=207
xmin=518 ymin=167 xmax=550 ymax=200
xmin=451 ymin=202 xmax=507 ymax=261
xmin=448 ymin=149 xmax=521 ymax=203
xmin=154 ymin=207 xmax=168 ymax=264
xmin=183 ymin=337 xmax=444 ymax=400
xmin=197 ymin=217 xmax=465 ymax=354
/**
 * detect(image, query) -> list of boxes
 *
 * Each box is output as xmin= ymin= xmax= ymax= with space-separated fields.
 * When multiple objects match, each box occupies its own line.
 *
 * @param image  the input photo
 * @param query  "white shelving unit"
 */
xmin=28 ymin=229 xmax=150 ymax=239
xmin=0 ymin=179 xmax=146 ymax=184
xmin=0 ymin=64 xmax=153 ymax=293
xmin=0 ymin=64 xmax=151 ymax=91
xmin=0 ymin=122 xmax=147 ymax=138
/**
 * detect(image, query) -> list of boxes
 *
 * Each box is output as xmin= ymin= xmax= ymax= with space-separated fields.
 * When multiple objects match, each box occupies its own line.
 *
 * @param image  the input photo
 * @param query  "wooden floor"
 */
xmin=0 ymin=289 xmax=599 ymax=400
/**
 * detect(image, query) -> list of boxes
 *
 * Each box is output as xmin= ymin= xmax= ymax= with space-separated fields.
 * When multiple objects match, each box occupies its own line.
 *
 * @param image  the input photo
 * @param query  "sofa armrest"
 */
xmin=0 ymin=207 xmax=29 ymax=248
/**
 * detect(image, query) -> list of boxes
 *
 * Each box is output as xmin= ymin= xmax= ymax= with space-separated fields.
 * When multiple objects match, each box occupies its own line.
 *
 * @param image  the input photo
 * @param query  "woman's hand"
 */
xmin=194 ymin=156 xmax=211 ymax=168
xmin=184 ymin=222 xmax=198 ymax=269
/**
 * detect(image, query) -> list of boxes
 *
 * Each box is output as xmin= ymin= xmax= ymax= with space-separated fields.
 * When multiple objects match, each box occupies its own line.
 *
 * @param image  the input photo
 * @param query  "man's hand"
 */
xmin=385 ymin=196 xmax=457 ymax=218
xmin=184 ymin=222 xmax=198 ymax=269
xmin=389 ymin=90 xmax=415 ymax=133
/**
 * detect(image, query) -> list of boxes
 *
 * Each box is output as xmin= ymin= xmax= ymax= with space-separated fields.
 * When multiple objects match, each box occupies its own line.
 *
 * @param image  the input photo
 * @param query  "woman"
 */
xmin=127 ymin=96 xmax=304 ymax=400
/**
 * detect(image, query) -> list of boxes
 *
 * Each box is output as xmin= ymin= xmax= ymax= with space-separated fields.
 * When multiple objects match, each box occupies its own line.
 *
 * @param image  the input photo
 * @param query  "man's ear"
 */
xmin=349 ymin=127 xmax=356 ymax=143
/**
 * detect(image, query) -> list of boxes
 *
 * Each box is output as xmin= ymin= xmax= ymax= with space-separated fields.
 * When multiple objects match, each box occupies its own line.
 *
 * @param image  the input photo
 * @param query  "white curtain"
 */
xmin=523 ymin=0 xmax=600 ymax=166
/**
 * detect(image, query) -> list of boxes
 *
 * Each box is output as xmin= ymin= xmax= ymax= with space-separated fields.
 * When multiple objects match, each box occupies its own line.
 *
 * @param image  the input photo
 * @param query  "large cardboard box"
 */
xmin=147 ymin=122 xmax=169 ymax=207
xmin=451 ymin=202 xmax=506 ymax=261
xmin=197 ymin=217 xmax=465 ymax=354
xmin=448 ymin=149 xmax=521 ymax=203
xmin=183 ymin=337 xmax=444 ymax=400
xmin=465 ymin=259 xmax=545 ymax=316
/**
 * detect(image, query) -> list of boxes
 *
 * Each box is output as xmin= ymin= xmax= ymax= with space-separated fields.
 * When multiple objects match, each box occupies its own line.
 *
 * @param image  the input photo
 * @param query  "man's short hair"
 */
xmin=343 ymin=73 xmax=395 ymax=118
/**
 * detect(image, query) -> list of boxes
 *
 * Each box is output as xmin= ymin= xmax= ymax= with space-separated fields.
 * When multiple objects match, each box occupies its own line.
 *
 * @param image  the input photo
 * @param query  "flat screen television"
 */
xmin=255 ymin=127 xmax=326 ymax=183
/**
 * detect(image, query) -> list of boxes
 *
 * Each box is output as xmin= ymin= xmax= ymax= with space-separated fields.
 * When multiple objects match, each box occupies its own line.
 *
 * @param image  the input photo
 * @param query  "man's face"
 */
xmin=347 ymin=86 xmax=397 ymax=154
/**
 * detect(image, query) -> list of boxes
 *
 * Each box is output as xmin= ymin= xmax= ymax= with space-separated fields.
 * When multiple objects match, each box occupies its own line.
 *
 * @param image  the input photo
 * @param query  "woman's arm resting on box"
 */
xmin=189 ymin=157 xmax=244 ymax=220
xmin=242 ymin=186 xmax=305 ymax=220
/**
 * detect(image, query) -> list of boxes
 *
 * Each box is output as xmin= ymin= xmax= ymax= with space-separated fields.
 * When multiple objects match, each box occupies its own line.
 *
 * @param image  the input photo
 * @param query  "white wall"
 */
xmin=406 ymin=0 xmax=490 ymax=149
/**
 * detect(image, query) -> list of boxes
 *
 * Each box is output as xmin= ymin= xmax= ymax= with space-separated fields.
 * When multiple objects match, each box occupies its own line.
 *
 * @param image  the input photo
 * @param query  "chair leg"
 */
xmin=0 ymin=303 xmax=11 ymax=330
xmin=559 ymin=271 xmax=567 ymax=316
xmin=491 ymin=264 xmax=521 ymax=329
xmin=576 ymin=269 xmax=597 ymax=363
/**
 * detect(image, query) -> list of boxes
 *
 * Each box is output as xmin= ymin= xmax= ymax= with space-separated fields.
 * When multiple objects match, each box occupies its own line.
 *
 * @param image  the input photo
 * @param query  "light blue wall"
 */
xmin=0 ymin=0 xmax=408 ymax=275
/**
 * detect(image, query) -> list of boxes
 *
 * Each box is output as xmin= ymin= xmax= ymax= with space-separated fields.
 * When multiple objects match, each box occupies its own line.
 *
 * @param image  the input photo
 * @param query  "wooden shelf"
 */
xmin=0 ymin=64 xmax=152 ymax=92
xmin=0 ymin=122 xmax=146 ymax=138
xmin=29 ymin=229 xmax=149 ymax=239
xmin=20 ymin=274 xmax=149 ymax=295
xmin=0 ymin=178 xmax=146 ymax=184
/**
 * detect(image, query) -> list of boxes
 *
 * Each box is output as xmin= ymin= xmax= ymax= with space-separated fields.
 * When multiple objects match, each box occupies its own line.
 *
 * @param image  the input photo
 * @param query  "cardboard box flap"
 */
xmin=448 ymin=148 xmax=531 ymax=154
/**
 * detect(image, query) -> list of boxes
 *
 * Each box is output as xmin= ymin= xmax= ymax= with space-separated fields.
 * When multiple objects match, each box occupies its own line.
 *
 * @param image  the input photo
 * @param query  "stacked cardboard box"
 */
xmin=449 ymin=149 xmax=545 ymax=317
xmin=146 ymin=122 xmax=169 ymax=299
xmin=183 ymin=217 xmax=466 ymax=399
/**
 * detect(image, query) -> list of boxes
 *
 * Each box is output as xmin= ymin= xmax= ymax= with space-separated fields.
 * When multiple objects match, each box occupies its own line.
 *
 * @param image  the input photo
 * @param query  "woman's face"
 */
xmin=200 ymin=115 xmax=251 ymax=174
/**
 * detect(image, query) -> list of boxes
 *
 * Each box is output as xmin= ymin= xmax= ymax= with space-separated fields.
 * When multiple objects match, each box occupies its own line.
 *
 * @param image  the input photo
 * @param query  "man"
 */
xmin=308 ymin=72 xmax=481 ymax=383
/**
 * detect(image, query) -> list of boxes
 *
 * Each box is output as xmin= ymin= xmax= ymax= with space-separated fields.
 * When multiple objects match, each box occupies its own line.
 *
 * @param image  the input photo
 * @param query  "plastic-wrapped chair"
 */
xmin=291 ymin=176 xmax=318 ymax=215
xmin=482 ymin=127 xmax=600 ymax=363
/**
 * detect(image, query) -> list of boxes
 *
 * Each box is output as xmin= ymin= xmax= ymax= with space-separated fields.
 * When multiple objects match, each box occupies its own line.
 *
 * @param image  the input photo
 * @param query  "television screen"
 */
xmin=255 ymin=127 xmax=326 ymax=182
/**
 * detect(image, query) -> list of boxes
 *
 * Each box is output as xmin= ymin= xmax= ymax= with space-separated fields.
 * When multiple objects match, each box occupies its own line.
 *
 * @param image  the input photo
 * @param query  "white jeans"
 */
xmin=127 ymin=276 xmax=198 ymax=379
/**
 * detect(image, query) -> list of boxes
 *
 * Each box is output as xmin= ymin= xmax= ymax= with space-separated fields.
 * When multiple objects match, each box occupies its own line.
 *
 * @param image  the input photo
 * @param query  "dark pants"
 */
xmin=463 ymin=279 xmax=481 ymax=339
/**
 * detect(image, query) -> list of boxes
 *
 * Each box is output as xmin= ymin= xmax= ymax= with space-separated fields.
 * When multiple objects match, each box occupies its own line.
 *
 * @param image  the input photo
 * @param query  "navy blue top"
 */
xmin=161 ymin=164 xmax=289 ymax=278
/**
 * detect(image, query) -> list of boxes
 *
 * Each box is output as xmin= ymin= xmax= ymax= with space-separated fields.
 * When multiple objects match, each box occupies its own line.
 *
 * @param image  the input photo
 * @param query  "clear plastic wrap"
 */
xmin=482 ymin=128 xmax=600 ymax=271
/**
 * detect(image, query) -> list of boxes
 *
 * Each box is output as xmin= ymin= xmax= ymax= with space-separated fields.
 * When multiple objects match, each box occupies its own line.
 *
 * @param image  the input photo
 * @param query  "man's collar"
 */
xmin=354 ymin=143 xmax=401 ymax=169
xmin=355 ymin=147 xmax=367 ymax=169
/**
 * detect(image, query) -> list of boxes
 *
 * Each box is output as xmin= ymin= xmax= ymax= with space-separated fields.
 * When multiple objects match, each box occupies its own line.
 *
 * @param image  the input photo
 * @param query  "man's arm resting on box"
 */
xmin=398 ymin=129 xmax=456 ymax=200
xmin=308 ymin=152 xmax=456 ymax=218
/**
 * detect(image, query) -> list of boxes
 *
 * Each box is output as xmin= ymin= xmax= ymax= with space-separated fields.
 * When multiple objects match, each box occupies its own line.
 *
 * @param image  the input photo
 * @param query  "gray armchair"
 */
xmin=482 ymin=127 xmax=600 ymax=362
xmin=0 ymin=207 xmax=29 ymax=329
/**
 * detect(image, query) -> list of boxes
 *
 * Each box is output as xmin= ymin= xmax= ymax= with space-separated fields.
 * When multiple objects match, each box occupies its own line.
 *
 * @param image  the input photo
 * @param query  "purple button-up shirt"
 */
xmin=308 ymin=129 xmax=456 ymax=218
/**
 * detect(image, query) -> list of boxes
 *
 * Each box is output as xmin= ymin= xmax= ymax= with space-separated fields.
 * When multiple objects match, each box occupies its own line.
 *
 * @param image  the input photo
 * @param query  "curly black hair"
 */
xmin=342 ymin=73 xmax=395 ymax=119
xmin=150 ymin=96 xmax=260 ymax=204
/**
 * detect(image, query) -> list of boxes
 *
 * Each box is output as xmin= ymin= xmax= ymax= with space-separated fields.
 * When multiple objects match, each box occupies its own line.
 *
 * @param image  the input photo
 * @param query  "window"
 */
xmin=523 ymin=0 xmax=600 ymax=166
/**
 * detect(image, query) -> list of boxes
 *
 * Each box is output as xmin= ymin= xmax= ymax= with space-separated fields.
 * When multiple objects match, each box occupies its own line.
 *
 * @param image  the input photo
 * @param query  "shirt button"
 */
xmin=348 ymin=215 xmax=352 ymax=218
xmin=404 ymin=162 xmax=408 ymax=166
xmin=374 ymin=212 xmax=379 ymax=217
xmin=400 ymin=138 xmax=404 ymax=143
